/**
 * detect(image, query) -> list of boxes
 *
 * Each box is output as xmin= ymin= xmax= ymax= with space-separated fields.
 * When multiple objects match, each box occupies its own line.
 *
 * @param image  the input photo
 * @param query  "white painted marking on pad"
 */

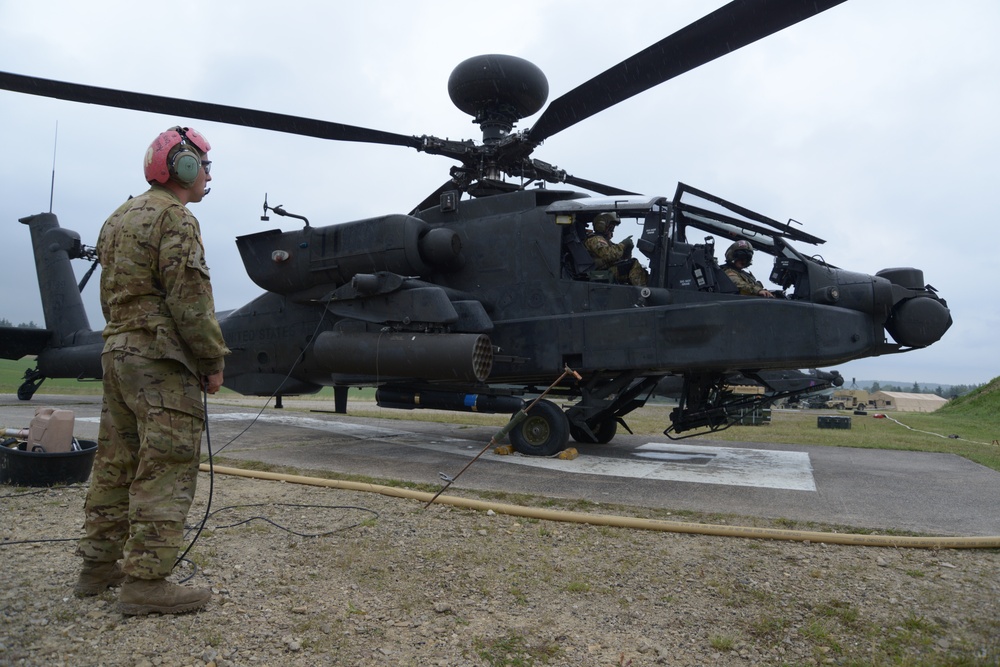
xmin=205 ymin=412 xmax=470 ymax=441
xmin=84 ymin=412 xmax=421 ymax=440
xmin=500 ymin=442 xmax=816 ymax=491
xmin=120 ymin=413 xmax=815 ymax=491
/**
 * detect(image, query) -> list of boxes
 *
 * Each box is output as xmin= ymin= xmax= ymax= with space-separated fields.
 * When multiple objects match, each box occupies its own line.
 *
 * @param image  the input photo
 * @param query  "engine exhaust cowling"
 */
xmin=236 ymin=215 xmax=463 ymax=299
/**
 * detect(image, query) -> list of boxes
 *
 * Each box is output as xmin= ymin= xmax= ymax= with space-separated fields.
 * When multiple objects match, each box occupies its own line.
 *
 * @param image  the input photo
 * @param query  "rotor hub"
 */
xmin=447 ymin=55 xmax=548 ymax=144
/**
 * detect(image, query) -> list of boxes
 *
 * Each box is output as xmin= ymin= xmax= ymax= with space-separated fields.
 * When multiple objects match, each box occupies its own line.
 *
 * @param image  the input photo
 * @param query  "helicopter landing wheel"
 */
xmin=569 ymin=418 xmax=617 ymax=445
xmin=509 ymin=399 xmax=569 ymax=457
xmin=17 ymin=369 xmax=46 ymax=401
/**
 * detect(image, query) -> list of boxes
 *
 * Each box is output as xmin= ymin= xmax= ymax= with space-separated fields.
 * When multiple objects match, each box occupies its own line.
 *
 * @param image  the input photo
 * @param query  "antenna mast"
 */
xmin=49 ymin=122 xmax=58 ymax=213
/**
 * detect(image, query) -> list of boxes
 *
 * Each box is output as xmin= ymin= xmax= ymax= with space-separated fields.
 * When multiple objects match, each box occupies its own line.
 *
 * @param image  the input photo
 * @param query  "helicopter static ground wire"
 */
xmin=422 ymin=364 xmax=582 ymax=509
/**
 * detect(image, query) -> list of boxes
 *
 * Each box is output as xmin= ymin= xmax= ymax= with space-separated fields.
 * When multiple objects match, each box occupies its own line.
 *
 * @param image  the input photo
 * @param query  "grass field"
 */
xmin=0 ymin=359 xmax=100 ymax=396
xmin=3 ymin=358 xmax=997 ymax=471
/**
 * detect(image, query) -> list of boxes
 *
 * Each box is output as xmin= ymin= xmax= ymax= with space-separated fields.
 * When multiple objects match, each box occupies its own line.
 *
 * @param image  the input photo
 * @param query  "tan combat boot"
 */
xmin=74 ymin=560 xmax=126 ymax=597
xmin=118 ymin=577 xmax=211 ymax=616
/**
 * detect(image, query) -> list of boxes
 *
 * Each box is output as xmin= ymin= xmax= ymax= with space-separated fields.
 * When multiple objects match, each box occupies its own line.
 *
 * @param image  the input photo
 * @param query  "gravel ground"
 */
xmin=2 ymin=470 xmax=998 ymax=667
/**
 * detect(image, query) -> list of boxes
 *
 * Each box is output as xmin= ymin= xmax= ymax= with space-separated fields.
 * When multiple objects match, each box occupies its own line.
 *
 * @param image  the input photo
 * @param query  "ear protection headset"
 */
xmin=170 ymin=145 xmax=202 ymax=186
xmin=144 ymin=126 xmax=212 ymax=187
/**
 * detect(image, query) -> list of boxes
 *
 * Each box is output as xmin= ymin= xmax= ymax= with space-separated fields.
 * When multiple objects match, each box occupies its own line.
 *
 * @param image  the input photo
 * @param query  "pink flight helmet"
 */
xmin=143 ymin=126 xmax=211 ymax=186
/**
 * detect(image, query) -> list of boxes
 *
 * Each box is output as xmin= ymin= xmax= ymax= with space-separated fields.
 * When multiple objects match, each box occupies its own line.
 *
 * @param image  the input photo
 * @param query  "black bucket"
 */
xmin=0 ymin=439 xmax=97 ymax=487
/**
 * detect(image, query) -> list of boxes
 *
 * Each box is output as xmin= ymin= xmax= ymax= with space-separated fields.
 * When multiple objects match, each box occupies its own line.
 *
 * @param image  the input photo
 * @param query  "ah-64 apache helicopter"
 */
xmin=0 ymin=0 xmax=952 ymax=456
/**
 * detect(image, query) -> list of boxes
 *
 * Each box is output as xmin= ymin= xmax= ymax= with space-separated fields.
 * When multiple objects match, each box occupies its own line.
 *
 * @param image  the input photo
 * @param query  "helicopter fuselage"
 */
xmin=8 ymin=182 xmax=950 ymax=453
xmin=223 ymin=186 xmax=948 ymax=397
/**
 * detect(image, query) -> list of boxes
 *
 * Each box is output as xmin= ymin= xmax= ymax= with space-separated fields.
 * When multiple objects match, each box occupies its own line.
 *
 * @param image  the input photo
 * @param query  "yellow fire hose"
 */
xmin=200 ymin=464 xmax=1000 ymax=550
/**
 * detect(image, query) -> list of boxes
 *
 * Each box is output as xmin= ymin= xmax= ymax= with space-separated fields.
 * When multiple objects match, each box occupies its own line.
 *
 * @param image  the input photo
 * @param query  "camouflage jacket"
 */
xmin=722 ymin=265 xmax=764 ymax=296
xmin=584 ymin=233 xmax=627 ymax=269
xmin=97 ymin=185 xmax=229 ymax=377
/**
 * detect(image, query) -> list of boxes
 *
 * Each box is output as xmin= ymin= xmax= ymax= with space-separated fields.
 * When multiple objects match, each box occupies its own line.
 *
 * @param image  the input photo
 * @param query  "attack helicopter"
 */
xmin=0 ymin=0 xmax=952 ymax=456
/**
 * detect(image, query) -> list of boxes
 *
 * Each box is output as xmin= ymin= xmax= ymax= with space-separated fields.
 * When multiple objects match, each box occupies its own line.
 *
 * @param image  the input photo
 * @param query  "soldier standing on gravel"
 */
xmin=74 ymin=126 xmax=229 ymax=615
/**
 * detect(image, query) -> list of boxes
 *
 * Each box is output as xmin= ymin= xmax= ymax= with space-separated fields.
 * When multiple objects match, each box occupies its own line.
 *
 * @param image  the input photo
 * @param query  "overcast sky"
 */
xmin=1 ymin=1 xmax=997 ymax=387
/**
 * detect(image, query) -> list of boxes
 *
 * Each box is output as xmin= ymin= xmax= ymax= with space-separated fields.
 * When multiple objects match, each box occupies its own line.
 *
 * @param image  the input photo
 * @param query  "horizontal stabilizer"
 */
xmin=0 ymin=326 xmax=53 ymax=360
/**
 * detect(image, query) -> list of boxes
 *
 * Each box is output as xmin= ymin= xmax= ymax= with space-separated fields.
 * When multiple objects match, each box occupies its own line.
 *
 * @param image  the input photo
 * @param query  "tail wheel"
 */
xmin=17 ymin=369 xmax=45 ymax=401
xmin=570 ymin=418 xmax=617 ymax=445
xmin=509 ymin=399 xmax=569 ymax=456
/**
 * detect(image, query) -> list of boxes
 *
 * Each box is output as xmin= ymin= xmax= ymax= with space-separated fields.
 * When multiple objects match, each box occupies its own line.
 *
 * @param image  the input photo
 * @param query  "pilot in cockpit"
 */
xmin=584 ymin=212 xmax=649 ymax=286
xmin=722 ymin=240 xmax=774 ymax=298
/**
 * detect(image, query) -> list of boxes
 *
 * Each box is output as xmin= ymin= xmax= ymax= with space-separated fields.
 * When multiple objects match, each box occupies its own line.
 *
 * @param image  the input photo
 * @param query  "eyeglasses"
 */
xmin=201 ymin=160 xmax=212 ymax=175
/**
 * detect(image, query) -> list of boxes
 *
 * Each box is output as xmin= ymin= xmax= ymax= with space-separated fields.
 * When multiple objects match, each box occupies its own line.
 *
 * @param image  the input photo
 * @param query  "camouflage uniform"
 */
xmin=723 ymin=265 xmax=765 ymax=296
xmin=584 ymin=233 xmax=649 ymax=286
xmin=77 ymin=184 xmax=229 ymax=579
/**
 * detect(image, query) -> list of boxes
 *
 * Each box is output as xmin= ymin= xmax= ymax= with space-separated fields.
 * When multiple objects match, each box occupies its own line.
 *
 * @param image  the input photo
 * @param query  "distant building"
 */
xmin=869 ymin=391 xmax=948 ymax=412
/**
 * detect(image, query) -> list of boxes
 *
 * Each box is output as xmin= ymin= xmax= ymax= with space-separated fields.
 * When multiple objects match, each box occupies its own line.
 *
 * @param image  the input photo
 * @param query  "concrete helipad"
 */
xmin=2 ymin=394 xmax=997 ymax=537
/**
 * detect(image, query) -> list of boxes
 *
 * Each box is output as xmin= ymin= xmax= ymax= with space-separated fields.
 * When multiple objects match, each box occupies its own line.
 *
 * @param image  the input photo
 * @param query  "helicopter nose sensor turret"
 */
xmin=877 ymin=268 xmax=952 ymax=348
xmin=448 ymin=54 xmax=549 ymax=144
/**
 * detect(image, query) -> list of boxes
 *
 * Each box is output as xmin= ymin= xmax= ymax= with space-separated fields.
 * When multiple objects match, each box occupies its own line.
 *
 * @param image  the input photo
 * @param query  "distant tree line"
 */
xmin=868 ymin=381 xmax=982 ymax=399
xmin=0 ymin=318 xmax=40 ymax=328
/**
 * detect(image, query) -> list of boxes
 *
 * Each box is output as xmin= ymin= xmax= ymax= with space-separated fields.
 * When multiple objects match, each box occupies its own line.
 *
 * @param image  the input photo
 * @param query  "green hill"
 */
xmin=937 ymin=375 xmax=1000 ymax=419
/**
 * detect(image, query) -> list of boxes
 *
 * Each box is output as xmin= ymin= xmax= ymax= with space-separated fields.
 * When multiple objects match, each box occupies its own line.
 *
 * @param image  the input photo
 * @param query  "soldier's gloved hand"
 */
xmin=621 ymin=236 xmax=634 ymax=252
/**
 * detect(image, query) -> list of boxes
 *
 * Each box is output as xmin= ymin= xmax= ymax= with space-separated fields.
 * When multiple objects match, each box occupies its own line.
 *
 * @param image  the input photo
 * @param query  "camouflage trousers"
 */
xmin=614 ymin=258 xmax=649 ymax=286
xmin=76 ymin=350 xmax=205 ymax=579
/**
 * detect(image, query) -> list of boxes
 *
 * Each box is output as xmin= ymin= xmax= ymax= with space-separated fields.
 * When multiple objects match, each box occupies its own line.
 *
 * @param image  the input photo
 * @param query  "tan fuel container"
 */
xmin=27 ymin=407 xmax=76 ymax=453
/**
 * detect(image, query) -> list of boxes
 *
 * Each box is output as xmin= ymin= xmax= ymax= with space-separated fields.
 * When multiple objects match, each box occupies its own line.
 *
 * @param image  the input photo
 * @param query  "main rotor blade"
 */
xmin=0 ymin=71 xmax=424 ymax=149
xmin=563 ymin=175 xmax=639 ymax=197
xmin=410 ymin=180 xmax=460 ymax=215
xmin=526 ymin=0 xmax=848 ymax=144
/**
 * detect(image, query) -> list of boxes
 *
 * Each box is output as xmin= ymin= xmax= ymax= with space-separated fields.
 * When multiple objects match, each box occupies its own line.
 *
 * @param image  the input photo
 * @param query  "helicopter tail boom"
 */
xmin=19 ymin=213 xmax=94 ymax=343
xmin=0 ymin=326 xmax=53 ymax=360
xmin=5 ymin=213 xmax=104 ymax=398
